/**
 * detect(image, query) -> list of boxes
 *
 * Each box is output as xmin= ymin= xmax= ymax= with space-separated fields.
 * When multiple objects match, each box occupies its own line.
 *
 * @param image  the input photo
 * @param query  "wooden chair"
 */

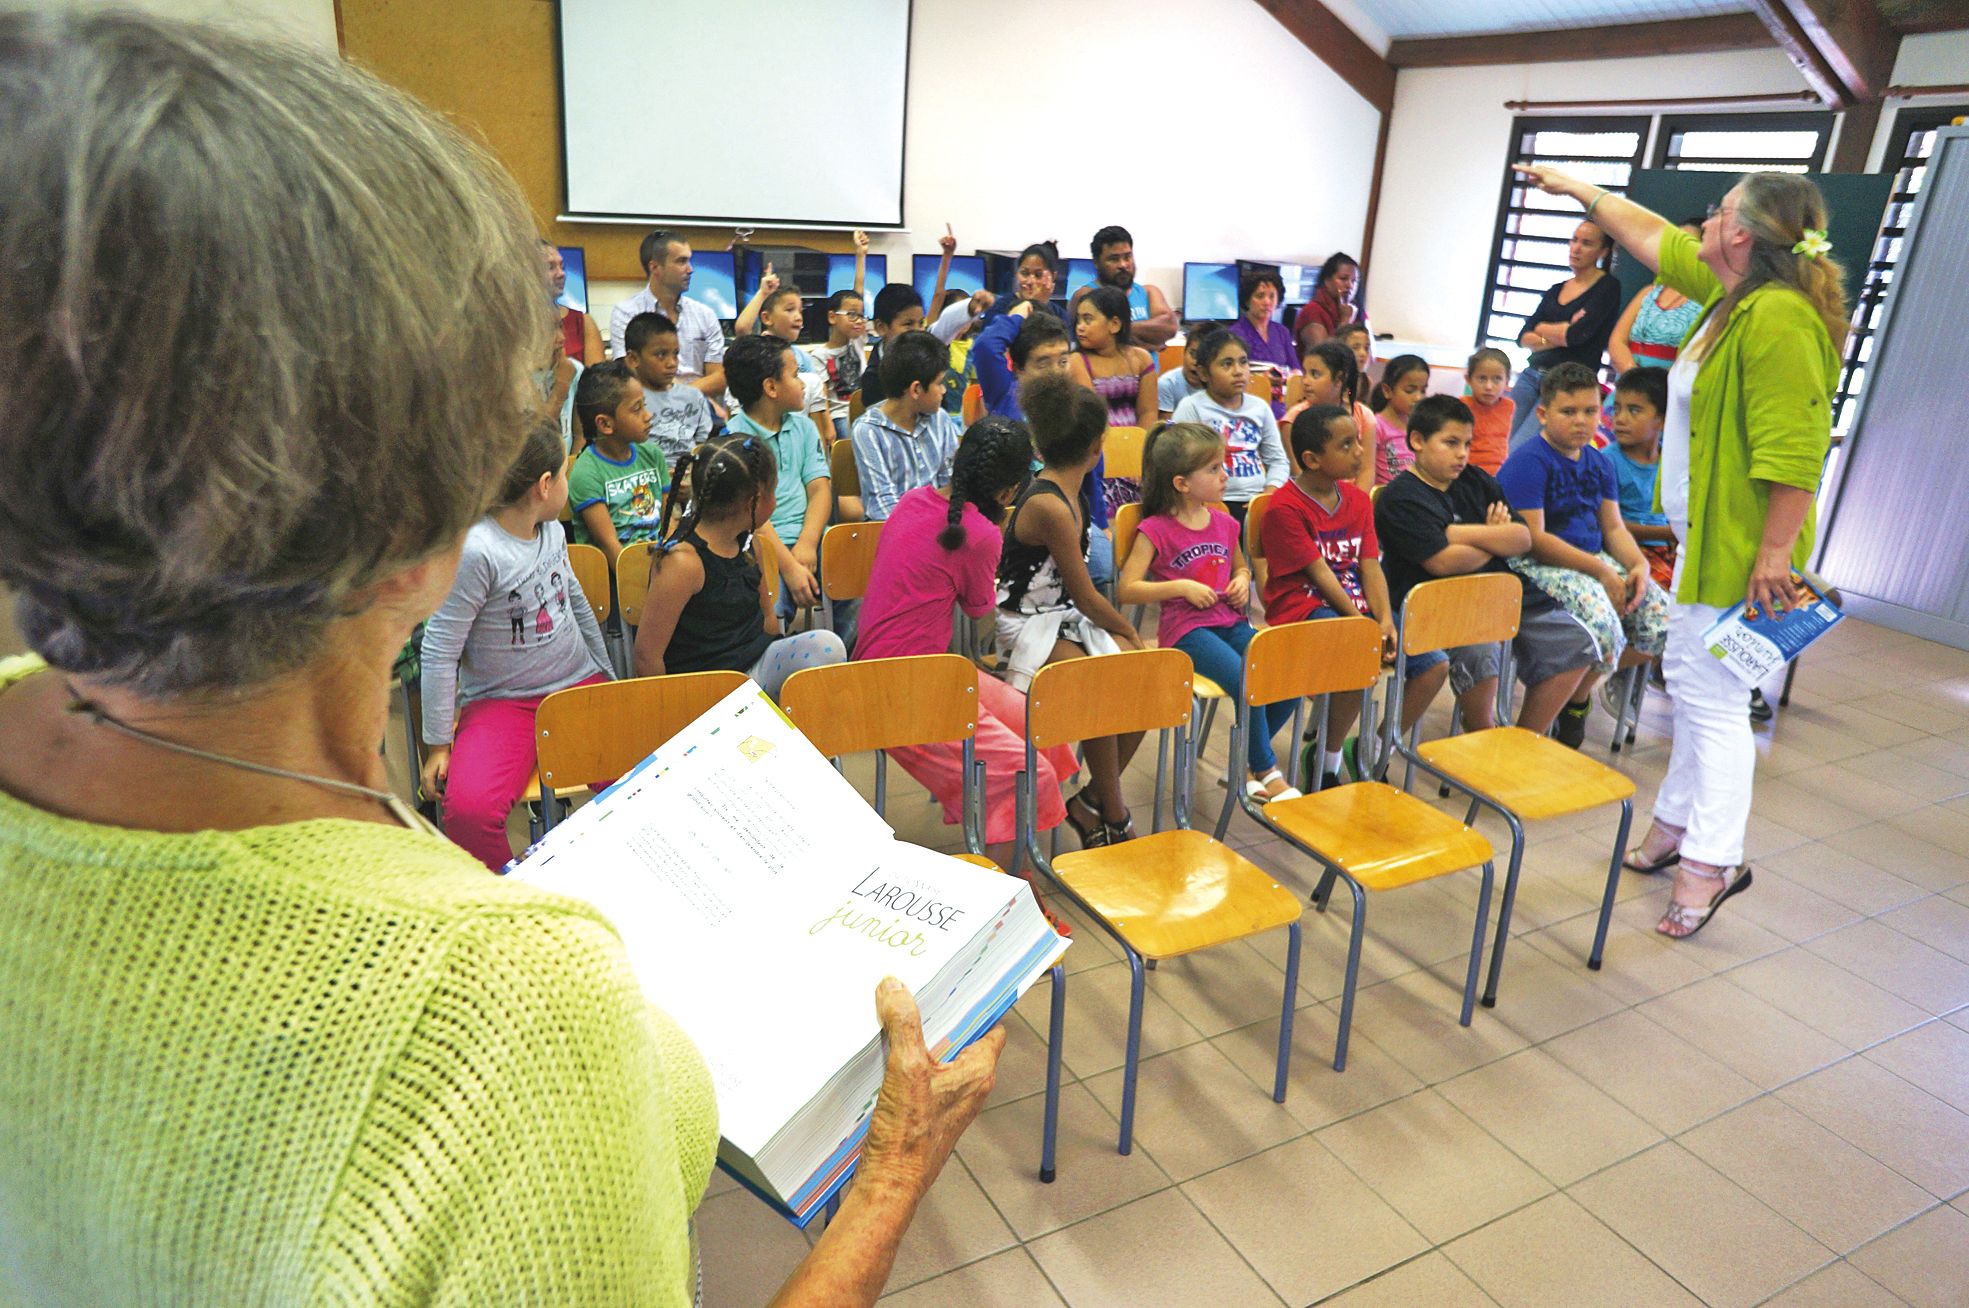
xmin=1245 ymin=368 xmax=1281 ymax=404
xmin=1018 ymin=647 xmax=1304 ymax=1153
xmin=532 ymin=670 xmax=749 ymax=831
xmin=819 ymin=520 xmax=882 ymax=633
xmin=1388 ymin=574 xmax=1636 ymax=1009
xmin=564 ymin=541 xmax=621 ymax=673
xmin=614 ymin=529 xmax=779 ymax=635
xmin=828 ymin=437 xmax=861 ymax=504
xmin=1157 ymin=344 xmax=1185 ymax=377
xmin=1282 ymin=374 xmax=1307 ymax=412
xmin=848 ymin=391 xmax=866 ymax=425
xmin=1101 ymin=425 xmax=1148 ymax=483
xmin=961 ymin=381 xmax=984 ymax=425
xmin=1213 ymin=618 xmax=1496 ymax=1070
xmin=780 ymin=654 xmax=1066 ymax=1182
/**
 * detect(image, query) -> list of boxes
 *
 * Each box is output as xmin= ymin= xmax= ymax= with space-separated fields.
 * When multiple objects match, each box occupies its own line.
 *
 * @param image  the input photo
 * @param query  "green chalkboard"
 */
xmin=1613 ymin=169 xmax=1893 ymax=309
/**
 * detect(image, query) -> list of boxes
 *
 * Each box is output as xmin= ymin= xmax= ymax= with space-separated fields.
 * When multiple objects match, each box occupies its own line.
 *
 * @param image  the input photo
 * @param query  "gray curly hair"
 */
xmin=0 ymin=10 xmax=549 ymax=695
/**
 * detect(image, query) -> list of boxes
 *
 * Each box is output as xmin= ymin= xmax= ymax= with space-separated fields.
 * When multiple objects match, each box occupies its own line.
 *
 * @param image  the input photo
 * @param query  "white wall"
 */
xmin=1367 ymin=47 xmax=1809 ymax=347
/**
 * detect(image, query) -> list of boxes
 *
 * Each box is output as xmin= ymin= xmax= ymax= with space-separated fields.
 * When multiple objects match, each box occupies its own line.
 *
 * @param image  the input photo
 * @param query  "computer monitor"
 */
xmin=1183 ymin=262 xmax=1238 ymax=321
xmin=825 ymin=253 xmax=887 ymax=302
xmin=681 ymin=250 xmax=738 ymax=320
xmin=1062 ymin=258 xmax=1098 ymax=300
xmin=978 ymin=249 xmax=1024 ymax=298
xmin=739 ymin=248 xmax=830 ymax=300
xmin=1237 ymin=259 xmax=1319 ymax=307
xmin=554 ymin=245 xmax=589 ymax=315
xmin=912 ymin=254 xmax=985 ymax=307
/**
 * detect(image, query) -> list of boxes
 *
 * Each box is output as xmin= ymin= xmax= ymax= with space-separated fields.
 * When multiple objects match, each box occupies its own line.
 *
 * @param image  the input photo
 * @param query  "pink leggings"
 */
xmin=442 ymin=673 xmax=608 ymax=871
xmin=887 ymin=674 xmax=1079 ymax=847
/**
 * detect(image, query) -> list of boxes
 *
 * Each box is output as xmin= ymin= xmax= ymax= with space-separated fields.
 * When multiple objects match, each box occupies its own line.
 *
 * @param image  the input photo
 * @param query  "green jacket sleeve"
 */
xmin=1655 ymin=224 xmax=1722 ymax=312
xmin=1738 ymin=295 xmax=1834 ymax=493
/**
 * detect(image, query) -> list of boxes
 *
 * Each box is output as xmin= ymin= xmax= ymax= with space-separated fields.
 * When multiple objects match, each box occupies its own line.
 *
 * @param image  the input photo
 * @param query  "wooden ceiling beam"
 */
xmin=1253 ymin=0 xmax=1395 ymax=112
xmin=1387 ymin=13 xmax=1772 ymax=68
xmin=1746 ymin=0 xmax=1901 ymax=106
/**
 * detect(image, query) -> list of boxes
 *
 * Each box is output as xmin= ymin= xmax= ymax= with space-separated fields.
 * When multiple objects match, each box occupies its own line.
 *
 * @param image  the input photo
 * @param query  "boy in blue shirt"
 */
xmin=1606 ymin=366 xmax=1675 ymax=591
xmin=1497 ymin=362 xmax=1667 ymax=748
xmin=721 ymin=334 xmax=833 ymax=630
xmin=850 ymin=330 xmax=960 ymax=522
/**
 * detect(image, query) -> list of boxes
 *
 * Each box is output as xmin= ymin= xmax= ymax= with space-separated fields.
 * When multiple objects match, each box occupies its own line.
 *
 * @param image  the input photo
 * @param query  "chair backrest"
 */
xmin=1102 ymin=425 xmax=1148 ymax=481
xmin=1026 ymin=647 xmax=1195 ymax=750
xmin=1157 ymin=344 xmax=1185 ymax=377
xmin=828 ymin=438 xmax=861 ymax=500
xmin=616 ymin=540 xmax=658 ymax=627
xmin=848 ymin=391 xmax=866 ymax=424
xmin=1282 ymin=374 xmax=1307 ymax=411
xmin=961 ymin=382 xmax=983 ymax=425
xmin=1245 ymin=369 xmax=1278 ymax=402
xmin=565 ymin=542 xmax=611 ymax=623
xmin=535 ymin=670 xmax=748 ymax=786
xmin=780 ymin=654 xmax=977 ymax=757
xmin=820 ymin=520 xmax=883 ymax=602
xmin=1111 ymin=501 xmax=1144 ymax=574
xmin=1244 ymin=617 xmax=1383 ymax=707
xmin=1400 ymin=572 xmax=1520 ymax=656
xmin=1245 ymin=490 xmax=1275 ymax=564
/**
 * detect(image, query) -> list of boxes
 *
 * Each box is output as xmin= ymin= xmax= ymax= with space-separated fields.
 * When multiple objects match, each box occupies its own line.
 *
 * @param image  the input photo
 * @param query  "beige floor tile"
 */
xmin=1031 ymin=957 xmax=1204 ymax=1081
xmin=986 ymin=1008 xmax=1071 ymax=1107
xmin=1437 ymin=1048 xmax=1662 ymax=1187
xmin=1752 ymin=777 xmax=1878 ymax=840
xmin=1143 ymin=941 xmax=1301 ymax=1039
xmin=1739 ymin=810 xmax=1817 ymax=862
xmin=1637 ymin=974 xmax=1849 ymax=1090
xmin=876 ymin=1158 xmax=1021 ymax=1293
xmin=1779 ymin=698 xmax=1930 ymax=751
xmin=1888 ymin=732 xmax=1969 ymax=779
xmin=1865 ymin=1022 xmax=1969 ymax=1115
xmin=1848 ymin=1204 xmax=1969 ymax=1308
xmin=1847 ymin=692 xmax=1969 ymax=738
xmin=1328 ymin=967 xmax=1533 ymax=1086
xmin=955 ymin=1083 xmax=1170 ymax=1241
xmin=1721 ymin=948 xmax=1931 ymax=1051
xmin=1719 ymin=866 xmax=1866 ymax=944
xmin=1778 ymin=1056 xmax=1969 ymax=1200
xmin=1880 ymin=895 xmax=1969 ymax=964
xmin=695 ymin=1186 xmax=816 ymax=1307
xmin=1316 ymin=1089 xmax=1552 ymax=1244
xmin=1258 ymin=897 xmax=1429 ymax=1003
xmin=1569 ymin=1142 xmax=1833 ymax=1308
xmin=1026 ymin=1189 xmax=1284 ymax=1308
xmin=1081 ymin=1040 xmax=1301 ymax=1182
xmin=1761 ymin=1260 xmax=1911 ymax=1307
xmin=1887 ymin=803 xmax=1969 ymax=858
xmin=1828 ymin=744 xmax=1969 ymax=805
xmin=1520 ymin=914 xmax=1717 ymax=1005
xmin=1210 ymin=1009 xmax=1425 ymax=1132
xmin=1443 ymin=1193 xmax=1701 ymax=1307
xmin=1460 ymin=941 xmax=1629 ymax=1045
xmin=1783 ymin=761 xmax=1936 ymax=820
xmin=1602 ymin=880 xmax=1793 ymax=971
xmin=1182 ymin=1136 xmax=1429 ymax=1305
xmin=1825 ymin=822 xmax=1969 ymax=895
xmin=1544 ymin=1010 xmax=1762 ymax=1135
xmin=1312 ymin=1251 xmax=1496 ymax=1307
xmin=1806 ymin=920 xmax=1969 ymax=1015
xmin=1759 ymin=843 xmax=1929 ymax=916
xmin=877 ymin=1248 xmax=1066 ymax=1307
xmin=1680 ymin=1098 xmax=1934 ymax=1254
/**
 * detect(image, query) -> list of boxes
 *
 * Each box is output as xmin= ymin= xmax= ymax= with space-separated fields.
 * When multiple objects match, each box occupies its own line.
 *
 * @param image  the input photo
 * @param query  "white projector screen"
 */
xmin=557 ymin=0 xmax=911 ymax=229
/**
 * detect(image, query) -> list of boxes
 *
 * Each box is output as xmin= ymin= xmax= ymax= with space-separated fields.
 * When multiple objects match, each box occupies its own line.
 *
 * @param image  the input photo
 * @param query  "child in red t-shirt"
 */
xmin=1263 ymin=404 xmax=1441 ymax=789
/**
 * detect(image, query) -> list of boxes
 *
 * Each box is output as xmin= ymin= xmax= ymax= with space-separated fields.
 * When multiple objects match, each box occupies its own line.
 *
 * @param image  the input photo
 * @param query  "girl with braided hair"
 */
xmin=631 ymin=433 xmax=845 ymax=698
xmin=856 ymin=417 xmax=1082 ymax=882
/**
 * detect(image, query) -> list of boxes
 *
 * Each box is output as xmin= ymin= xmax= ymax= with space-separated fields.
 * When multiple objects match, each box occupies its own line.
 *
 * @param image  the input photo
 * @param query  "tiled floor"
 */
xmin=664 ymin=617 xmax=1969 ymax=1307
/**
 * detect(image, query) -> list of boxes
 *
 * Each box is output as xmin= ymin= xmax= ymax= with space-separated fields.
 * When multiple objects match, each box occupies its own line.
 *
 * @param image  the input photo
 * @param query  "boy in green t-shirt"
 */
xmin=569 ymin=359 xmax=667 ymax=564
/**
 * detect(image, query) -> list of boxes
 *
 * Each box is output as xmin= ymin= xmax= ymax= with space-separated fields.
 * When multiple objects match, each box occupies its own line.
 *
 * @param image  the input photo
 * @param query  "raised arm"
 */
xmin=1513 ymin=163 xmax=1670 ymax=275
xmin=853 ymin=229 xmax=868 ymax=299
xmin=1607 ymin=284 xmax=1649 ymax=375
xmin=735 ymin=263 xmax=779 ymax=337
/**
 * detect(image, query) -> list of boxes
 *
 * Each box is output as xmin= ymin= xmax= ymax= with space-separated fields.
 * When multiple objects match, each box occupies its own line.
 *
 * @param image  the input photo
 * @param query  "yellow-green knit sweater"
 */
xmin=0 ymin=656 xmax=717 ymax=1305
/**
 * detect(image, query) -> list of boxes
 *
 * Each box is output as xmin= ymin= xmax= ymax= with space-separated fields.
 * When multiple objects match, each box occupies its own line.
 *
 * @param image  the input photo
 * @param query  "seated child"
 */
xmin=1263 ymin=405 xmax=1444 ymax=788
xmin=1465 ymin=347 xmax=1514 ymax=475
xmin=721 ymin=334 xmax=832 ymax=631
xmin=1072 ymin=285 xmax=1157 ymax=517
xmin=419 ymin=421 xmax=612 ymax=870
xmin=814 ymin=288 xmax=868 ymax=432
xmin=631 ymin=434 xmax=845 ymax=698
xmin=849 ymin=329 xmax=963 ymax=521
xmin=622 ymin=312 xmax=715 ymax=469
xmin=855 ymin=416 xmax=1078 ymax=878
xmin=1333 ymin=321 xmax=1373 ymax=380
xmin=1375 ymin=395 xmax=1595 ymax=737
xmin=857 ymin=283 xmax=928 ymax=408
xmin=974 ymin=300 xmax=1072 ymax=419
xmin=1368 ymin=354 xmax=1430 ymax=487
xmin=1170 ymin=324 xmax=1290 ymax=524
xmin=997 ymin=372 xmax=1146 ymax=847
xmin=1282 ymin=339 xmax=1375 ymax=493
xmin=1156 ymin=328 xmax=1208 ymax=419
xmin=1497 ymin=362 xmax=1668 ymax=748
xmin=1605 ymin=366 xmax=1675 ymax=590
xmin=1119 ymin=422 xmax=1297 ymax=801
xmin=569 ymin=359 xmax=667 ymax=564
xmin=734 ymin=273 xmax=836 ymax=443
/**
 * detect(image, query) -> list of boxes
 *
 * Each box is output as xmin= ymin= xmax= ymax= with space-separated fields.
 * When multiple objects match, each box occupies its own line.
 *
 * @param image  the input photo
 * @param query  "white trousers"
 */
xmin=1652 ymin=599 xmax=1756 ymax=867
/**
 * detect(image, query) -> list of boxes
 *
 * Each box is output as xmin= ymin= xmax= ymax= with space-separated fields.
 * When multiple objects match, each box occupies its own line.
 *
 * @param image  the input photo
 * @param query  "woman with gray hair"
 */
xmin=1512 ymin=162 xmax=1847 ymax=941
xmin=0 ymin=12 xmax=999 ymax=1305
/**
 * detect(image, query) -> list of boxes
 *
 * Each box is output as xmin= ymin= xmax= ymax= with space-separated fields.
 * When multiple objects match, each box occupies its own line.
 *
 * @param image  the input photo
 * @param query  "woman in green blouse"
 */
xmin=1512 ymin=163 xmax=1847 ymax=941
xmin=0 ymin=12 xmax=998 ymax=1305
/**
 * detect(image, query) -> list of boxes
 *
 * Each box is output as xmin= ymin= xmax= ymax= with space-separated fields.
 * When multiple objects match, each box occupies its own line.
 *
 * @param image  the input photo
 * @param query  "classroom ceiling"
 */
xmin=1354 ymin=0 xmax=1967 ymax=39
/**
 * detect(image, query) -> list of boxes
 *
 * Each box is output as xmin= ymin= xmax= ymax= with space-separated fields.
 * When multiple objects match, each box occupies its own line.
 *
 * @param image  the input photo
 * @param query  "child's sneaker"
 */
xmin=1553 ymin=700 xmax=1590 ymax=749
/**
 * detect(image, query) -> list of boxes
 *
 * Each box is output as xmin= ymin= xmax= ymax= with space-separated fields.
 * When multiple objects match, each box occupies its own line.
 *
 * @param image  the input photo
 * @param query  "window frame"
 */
xmin=1650 ymin=109 xmax=1836 ymax=172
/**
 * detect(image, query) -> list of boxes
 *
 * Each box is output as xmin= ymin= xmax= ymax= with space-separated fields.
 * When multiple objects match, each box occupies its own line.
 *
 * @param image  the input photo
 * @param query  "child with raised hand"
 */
xmin=1119 ymin=421 xmax=1299 ymax=802
xmin=631 ymin=433 xmax=846 ymax=698
xmin=1497 ymin=362 xmax=1668 ymax=748
xmin=1262 ymin=405 xmax=1435 ymax=789
xmin=1170 ymin=324 xmax=1290 ymax=524
xmin=1465 ymin=347 xmax=1515 ymax=475
xmin=1376 ymin=395 xmax=1595 ymax=738
xmin=569 ymin=359 xmax=668 ymax=565
xmin=734 ymin=269 xmax=836 ymax=443
xmin=856 ymin=416 xmax=1079 ymax=879
xmin=621 ymin=313 xmax=716 ymax=471
xmin=722 ymin=334 xmax=832 ymax=632
xmin=1369 ymin=353 xmax=1431 ymax=487
xmin=997 ymin=372 xmax=1146 ymax=848
xmin=850 ymin=329 xmax=963 ymax=521
xmin=420 ymin=420 xmax=613 ymax=870
xmin=974 ymin=299 xmax=1072 ymax=420
xmin=1282 ymin=338 xmax=1374 ymax=492
xmin=1605 ymin=366 xmax=1676 ymax=590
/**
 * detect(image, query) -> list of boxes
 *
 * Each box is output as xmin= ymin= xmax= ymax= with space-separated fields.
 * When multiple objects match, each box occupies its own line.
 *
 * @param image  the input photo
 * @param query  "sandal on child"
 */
xmin=1657 ymin=865 xmax=1753 ymax=940
xmin=1245 ymin=769 xmax=1303 ymax=802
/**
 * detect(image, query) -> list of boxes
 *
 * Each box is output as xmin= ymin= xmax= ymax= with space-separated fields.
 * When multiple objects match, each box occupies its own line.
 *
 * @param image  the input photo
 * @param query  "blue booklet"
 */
xmin=1702 ymin=571 xmax=1844 ymax=687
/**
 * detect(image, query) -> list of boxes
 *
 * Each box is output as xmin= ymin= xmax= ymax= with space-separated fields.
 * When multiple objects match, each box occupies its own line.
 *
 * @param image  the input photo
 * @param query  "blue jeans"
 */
xmin=1086 ymin=530 xmax=1114 ymax=589
xmin=1175 ymin=621 xmax=1295 ymax=773
xmin=1506 ymin=366 xmax=1545 ymax=453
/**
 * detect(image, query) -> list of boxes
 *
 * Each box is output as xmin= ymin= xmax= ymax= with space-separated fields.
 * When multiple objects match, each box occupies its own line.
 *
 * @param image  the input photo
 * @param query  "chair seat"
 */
xmin=1263 ymin=781 xmax=1494 ymax=891
xmin=1194 ymin=675 xmax=1226 ymax=700
xmin=1418 ymin=726 xmax=1635 ymax=821
xmin=1052 ymin=828 xmax=1301 ymax=960
xmin=952 ymin=853 xmax=1001 ymax=871
xmin=522 ymin=776 xmax=587 ymax=803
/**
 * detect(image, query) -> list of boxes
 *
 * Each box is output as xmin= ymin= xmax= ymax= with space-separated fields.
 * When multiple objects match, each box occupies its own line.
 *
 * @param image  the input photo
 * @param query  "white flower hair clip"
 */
xmin=1792 ymin=228 xmax=1831 ymax=259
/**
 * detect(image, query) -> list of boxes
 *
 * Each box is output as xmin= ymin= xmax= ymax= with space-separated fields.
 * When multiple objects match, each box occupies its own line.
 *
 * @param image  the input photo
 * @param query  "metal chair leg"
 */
xmin=1588 ymin=799 xmax=1635 ymax=971
xmin=1461 ymin=863 xmax=1495 ymax=1027
xmin=1480 ymin=810 xmax=1528 ymax=1008
xmin=1275 ymin=920 xmax=1301 ymax=1102
xmin=1117 ymin=951 xmax=1146 ymax=1155
xmin=1312 ymin=867 xmax=1337 ymax=912
xmin=1040 ymin=962 xmax=1064 ymax=1182
xmin=1627 ymin=665 xmax=1647 ymax=745
xmin=1333 ymin=881 xmax=1367 ymax=1072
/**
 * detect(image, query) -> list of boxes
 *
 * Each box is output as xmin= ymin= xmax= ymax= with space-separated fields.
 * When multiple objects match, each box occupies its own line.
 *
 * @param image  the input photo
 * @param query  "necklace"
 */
xmin=64 ymin=683 xmax=434 ymax=834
